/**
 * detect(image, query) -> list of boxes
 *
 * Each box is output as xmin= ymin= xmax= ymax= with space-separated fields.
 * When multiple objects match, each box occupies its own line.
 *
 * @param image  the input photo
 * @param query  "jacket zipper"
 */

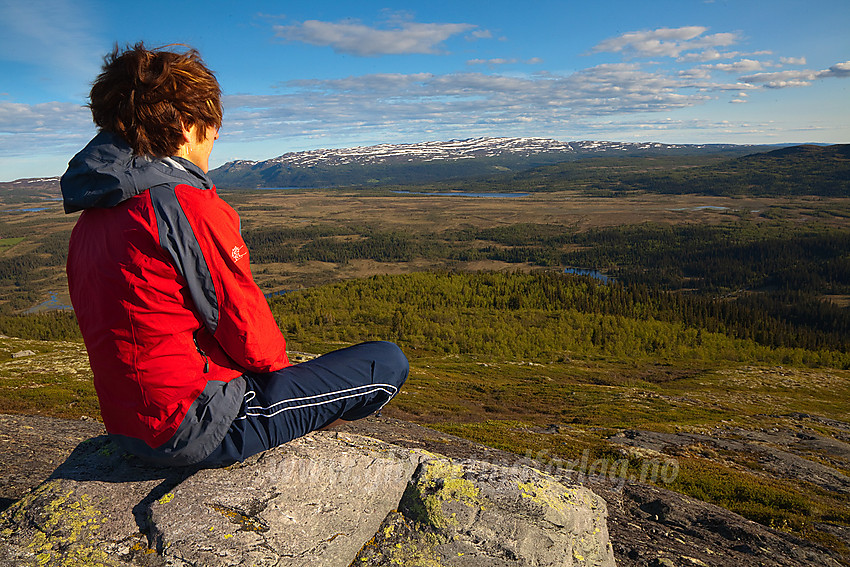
xmin=193 ymin=332 xmax=210 ymax=373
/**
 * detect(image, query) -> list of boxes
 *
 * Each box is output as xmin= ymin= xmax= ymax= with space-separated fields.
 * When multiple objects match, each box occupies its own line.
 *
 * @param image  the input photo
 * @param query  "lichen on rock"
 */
xmin=1 ymin=479 xmax=123 ymax=567
xmin=402 ymin=458 xmax=482 ymax=530
xmin=0 ymin=431 xmax=614 ymax=567
xmin=355 ymin=454 xmax=615 ymax=566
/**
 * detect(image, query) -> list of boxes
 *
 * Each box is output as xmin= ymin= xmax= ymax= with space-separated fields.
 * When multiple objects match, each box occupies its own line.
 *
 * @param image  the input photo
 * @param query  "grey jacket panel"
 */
xmin=111 ymin=376 xmax=247 ymax=466
xmin=150 ymin=185 xmax=220 ymax=333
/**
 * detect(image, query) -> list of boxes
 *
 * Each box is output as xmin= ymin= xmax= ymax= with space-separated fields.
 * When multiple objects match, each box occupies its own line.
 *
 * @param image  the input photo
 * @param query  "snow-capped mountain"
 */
xmin=209 ymin=137 xmax=744 ymax=189
xmin=217 ymin=137 xmax=704 ymax=169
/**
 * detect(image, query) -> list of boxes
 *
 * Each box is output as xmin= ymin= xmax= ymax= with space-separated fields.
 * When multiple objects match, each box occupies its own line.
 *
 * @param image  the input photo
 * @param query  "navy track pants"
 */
xmin=200 ymin=341 xmax=408 ymax=467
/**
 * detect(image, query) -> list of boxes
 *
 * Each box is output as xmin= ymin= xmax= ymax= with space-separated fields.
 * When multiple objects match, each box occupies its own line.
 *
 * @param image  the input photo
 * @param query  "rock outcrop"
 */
xmin=0 ymin=431 xmax=615 ymax=566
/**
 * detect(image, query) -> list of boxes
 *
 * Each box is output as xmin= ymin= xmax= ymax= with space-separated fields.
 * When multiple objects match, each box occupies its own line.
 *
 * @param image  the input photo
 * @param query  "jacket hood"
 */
xmin=61 ymin=131 xmax=214 ymax=214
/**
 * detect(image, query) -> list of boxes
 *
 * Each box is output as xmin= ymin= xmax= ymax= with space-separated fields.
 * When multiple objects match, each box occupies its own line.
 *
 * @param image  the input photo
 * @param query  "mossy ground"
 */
xmin=0 ymin=338 xmax=98 ymax=419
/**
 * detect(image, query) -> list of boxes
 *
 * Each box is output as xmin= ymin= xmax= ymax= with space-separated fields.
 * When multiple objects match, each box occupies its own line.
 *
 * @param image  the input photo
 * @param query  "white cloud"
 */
xmin=704 ymin=59 xmax=765 ymax=73
xmin=824 ymin=61 xmax=850 ymax=77
xmin=576 ymin=116 xmax=784 ymax=140
xmin=0 ymin=101 xmax=90 ymax=133
xmin=780 ymin=56 xmax=807 ymax=65
xmin=591 ymin=26 xmax=740 ymax=59
xmin=679 ymin=68 xmax=713 ymax=80
xmin=678 ymin=49 xmax=736 ymax=62
xmin=741 ymin=61 xmax=850 ymax=87
xmin=678 ymin=49 xmax=774 ymax=63
xmin=469 ymin=29 xmax=493 ymax=40
xmin=740 ymin=70 xmax=817 ymax=88
xmin=468 ymin=58 xmax=518 ymax=66
xmin=467 ymin=57 xmax=542 ymax=67
xmin=0 ymin=101 xmax=94 ymax=157
xmin=272 ymin=19 xmax=480 ymax=56
xmin=221 ymin=62 xmax=728 ymax=146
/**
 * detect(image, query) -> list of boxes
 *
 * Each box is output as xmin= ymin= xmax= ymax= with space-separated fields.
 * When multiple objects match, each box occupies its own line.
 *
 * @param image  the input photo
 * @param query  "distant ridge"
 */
xmin=496 ymin=142 xmax=850 ymax=197
xmin=218 ymin=137 xmax=723 ymax=168
xmin=209 ymin=137 xmax=756 ymax=189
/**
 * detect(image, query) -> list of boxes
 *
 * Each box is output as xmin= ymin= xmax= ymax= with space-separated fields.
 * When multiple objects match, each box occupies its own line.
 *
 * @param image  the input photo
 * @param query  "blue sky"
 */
xmin=1 ymin=0 xmax=848 ymax=181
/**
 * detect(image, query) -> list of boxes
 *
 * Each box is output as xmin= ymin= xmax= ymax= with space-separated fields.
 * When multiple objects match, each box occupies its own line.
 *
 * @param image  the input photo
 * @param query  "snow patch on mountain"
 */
xmin=217 ymin=137 xmax=699 ymax=171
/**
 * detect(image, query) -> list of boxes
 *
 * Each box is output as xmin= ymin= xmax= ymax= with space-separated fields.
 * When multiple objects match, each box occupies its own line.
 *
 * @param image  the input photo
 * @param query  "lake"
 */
xmin=391 ymin=191 xmax=530 ymax=198
xmin=25 ymin=292 xmax=73 ymax=314
xmin=668 ymin=205 xmax=730 ymax=212
xmin=564 ymin=268 xmax=611 ymax=283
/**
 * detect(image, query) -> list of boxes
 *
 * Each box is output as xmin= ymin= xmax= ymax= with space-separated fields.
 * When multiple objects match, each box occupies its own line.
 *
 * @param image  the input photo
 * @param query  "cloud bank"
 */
xmin=741 ymin=61 xmax=850 ymax=88
xmin=221 ymin=62 xmax=718 ymax=145
xmin=0 ymin=101 xmax=93 ymax=157
xmin=3 ymin=21 xmax=848 ymax=176
xmin=218 ymin=18 xmax=850 ymax=148
xmin=591 ymin=26 xmax=739 ymax=59
xmin=273 ymin=19 xmax=479 ymax=56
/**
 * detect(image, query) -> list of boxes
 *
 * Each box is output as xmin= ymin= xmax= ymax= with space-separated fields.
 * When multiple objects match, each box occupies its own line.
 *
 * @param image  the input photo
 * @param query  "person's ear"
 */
xmin=180 ymin=122 xmax=195 ymax=145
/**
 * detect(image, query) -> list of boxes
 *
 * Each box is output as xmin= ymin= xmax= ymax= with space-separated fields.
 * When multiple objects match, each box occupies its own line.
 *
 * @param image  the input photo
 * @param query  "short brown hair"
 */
xmin=88 ymin=43 xmax=222 ymax=157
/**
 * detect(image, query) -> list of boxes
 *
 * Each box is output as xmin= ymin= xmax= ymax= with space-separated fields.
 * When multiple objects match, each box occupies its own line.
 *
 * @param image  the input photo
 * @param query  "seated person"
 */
xmin=62 ymin=43 xmax=408 ymax=467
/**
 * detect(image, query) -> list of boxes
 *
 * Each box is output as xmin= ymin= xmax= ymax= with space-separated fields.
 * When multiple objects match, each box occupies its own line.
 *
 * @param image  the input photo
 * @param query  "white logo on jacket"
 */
xmin=231 ymin=245 xmax=247 ymax=262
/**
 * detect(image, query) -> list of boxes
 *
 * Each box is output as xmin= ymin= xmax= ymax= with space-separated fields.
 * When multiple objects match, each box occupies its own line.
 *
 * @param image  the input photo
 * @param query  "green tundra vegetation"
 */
xmin=257 ymin=269 xmax=850 ymax=553
xmin=243 ymin=219 xmax=850 ymax=355
xmin=268 ymin=270 xmax=849 ymax=368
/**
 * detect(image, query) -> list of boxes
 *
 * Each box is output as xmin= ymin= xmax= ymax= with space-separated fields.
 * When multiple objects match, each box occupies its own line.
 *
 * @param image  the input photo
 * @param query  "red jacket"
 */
xmin=63 ymin=132 xmax=289 ymax=461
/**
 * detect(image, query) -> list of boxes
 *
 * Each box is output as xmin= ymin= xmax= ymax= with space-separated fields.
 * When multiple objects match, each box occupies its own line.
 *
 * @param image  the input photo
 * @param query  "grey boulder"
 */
xmin=0 ymin=431 xmax=614 ymax=566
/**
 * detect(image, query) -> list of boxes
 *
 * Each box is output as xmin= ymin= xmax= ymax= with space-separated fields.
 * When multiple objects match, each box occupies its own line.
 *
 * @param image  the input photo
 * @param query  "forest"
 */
xmin=2 ymin=219 xmax=847 ymax=367
xmin=266 ymin=270 xmax=849 ymax=368
xmin=240 ymin=219 xmax=850 ymax=355
xmin=0 ymin=146 xmax=848 ymax=377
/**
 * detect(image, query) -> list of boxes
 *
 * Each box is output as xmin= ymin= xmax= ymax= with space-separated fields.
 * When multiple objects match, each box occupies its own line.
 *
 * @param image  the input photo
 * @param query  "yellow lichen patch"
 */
xmin=408 ymin=460 xmax=482 ymax=530
xmin=157 ymin=492 xmax=175 ymax=504
xmin=382 ymin=541 xmax=447 ymax=566
xmin=129 ymin=541 xmax=157 ymax=555
xmin=352 ymin=510 xmax=448 ymax=566
xmin=1 ymin=481 xmax=120 ymax=566
xmin=208 ymin=503 xmax=269 ymax=533
xmin=422 ymin=461 xmax=481 ymax=506
xmin=516 ymin=478 xmax=577 ymax=517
